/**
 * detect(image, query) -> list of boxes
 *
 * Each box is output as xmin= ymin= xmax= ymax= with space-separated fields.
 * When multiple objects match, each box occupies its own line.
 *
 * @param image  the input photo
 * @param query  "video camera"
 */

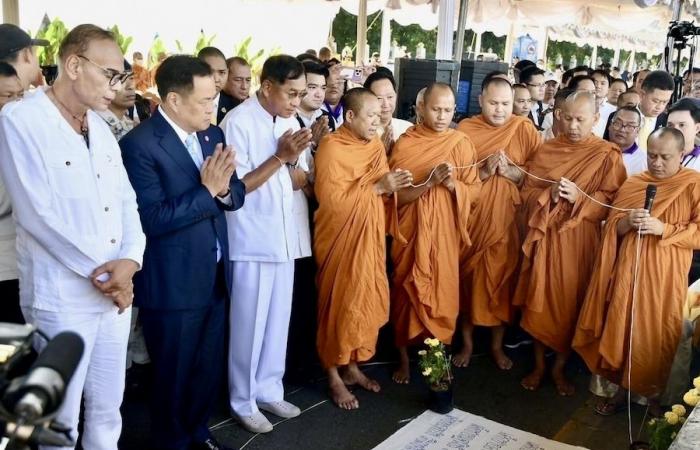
xmin=668 ymin=20 xmax=700 ymax=40
xmin=0 ymin=323 xmax=84 ymax=450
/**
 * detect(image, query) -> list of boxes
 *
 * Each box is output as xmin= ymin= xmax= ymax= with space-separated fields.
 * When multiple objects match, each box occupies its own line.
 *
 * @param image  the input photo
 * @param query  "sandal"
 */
xmin=594 ymin=399 xmax=626 ymax=416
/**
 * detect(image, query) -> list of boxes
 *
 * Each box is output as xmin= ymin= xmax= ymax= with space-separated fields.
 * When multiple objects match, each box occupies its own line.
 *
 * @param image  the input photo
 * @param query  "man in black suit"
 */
xmin=197 ymin=47 xmax=238 ymax=125
xmin=120 ymin=55 xmax=245 ymax=450
xmin=224 ymin=56 xmax=251 ymax=110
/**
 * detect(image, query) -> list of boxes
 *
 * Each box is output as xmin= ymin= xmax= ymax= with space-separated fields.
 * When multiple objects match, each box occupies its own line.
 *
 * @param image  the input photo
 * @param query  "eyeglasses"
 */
xmin=77 ymin=55 xmax=131 ymax=87
xmin=611 ymin=120 xmax=639 ymax=132
xmin=526 ymin=83 xmax=545 ymax=88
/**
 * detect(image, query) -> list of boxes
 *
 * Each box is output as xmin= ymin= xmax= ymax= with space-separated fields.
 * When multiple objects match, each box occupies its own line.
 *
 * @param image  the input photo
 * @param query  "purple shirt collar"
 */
xmin=623 ymin=142 xmax=639 ymax=155
xmin=688 ymin=145 xmax=700 ymax=158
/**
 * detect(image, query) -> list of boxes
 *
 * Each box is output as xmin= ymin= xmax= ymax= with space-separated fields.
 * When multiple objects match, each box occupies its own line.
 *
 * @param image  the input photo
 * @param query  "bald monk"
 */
xmin=515 ymin=91 xmax=627 ymax=396
xmin=390 ymin=83 xmax=481 ymax=384
xmin=314 ymin=87 xmax=413 ymax=409
xmin=574 ymin=128 xmax=700 ymax=415
xmin=454 ymin=77 xmax=541 ymax=370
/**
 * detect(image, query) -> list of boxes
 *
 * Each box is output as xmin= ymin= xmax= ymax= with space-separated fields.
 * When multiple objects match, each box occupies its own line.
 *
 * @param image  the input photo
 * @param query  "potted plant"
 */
xmin=418 ymin=338 xmax=453 ymax=414
xmin=35 ymin=18 xmax=68 ymax=85
xmin=637 ymin=376 xmax=700 ymax=450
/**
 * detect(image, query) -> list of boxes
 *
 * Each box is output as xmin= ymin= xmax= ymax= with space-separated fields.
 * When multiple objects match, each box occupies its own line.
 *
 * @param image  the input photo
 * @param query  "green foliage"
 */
xmin=646 ymin=417 xmax=682 ymax=450
xmin=232 ymin=36 xmax=280 ymax=84
xmin=417 ymin=339 xmax=452 ymax=391
xmin=109 ymin=25 xmax=133 ymax=55
xmin=35 ymin=18 xmax=68 ymax=66
xmin=194 ymin=30 xmax=217 ymax=55
xmin=148 ymin=35 xmax=168 ymax=68
xmin=546 ymin=40 xmax=593 ymax=69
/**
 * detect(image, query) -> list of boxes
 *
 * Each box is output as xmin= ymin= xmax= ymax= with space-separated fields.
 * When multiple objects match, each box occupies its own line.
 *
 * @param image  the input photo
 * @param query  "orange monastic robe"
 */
xmin=574 ymin=169 xmax=700 ymax=397
xmin=390 ymin=125 xmax=481 ymax=346
xmin=514 ymin=135 xmax=627 ymax=353
xmin=314 ymin=125 xmax=400 ymax=369
xmin=457 ymin=115 xmax=541 ymax=325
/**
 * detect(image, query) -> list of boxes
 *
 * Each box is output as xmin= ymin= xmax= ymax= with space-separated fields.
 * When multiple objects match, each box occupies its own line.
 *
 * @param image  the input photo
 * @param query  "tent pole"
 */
xmin=2 ymin=0 xmax=20 ymax=25
xmin=379 ymin=9 xmax=392 ymax=65
xmin=454 ymin=0 xmax=469 ymax=61
xmin=436 ymin=0 xmax=456 ymax=60
xmin=356 ymin=0 xmax=368 ymax=65
xmin=504 ymin=22 xmax=516 ymax=65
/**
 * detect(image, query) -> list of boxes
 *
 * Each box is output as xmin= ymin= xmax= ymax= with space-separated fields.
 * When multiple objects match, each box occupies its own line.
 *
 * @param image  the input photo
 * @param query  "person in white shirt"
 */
xmin=322 ymin=60 xmax=345 ymax=127
xmin=364 ymin=70 xmax=412 ymax=154
xmin=221 ymin=55 xmax=313 ymax=434
xmin=287 ymin=59 xmax=330 ymax=381
xmin=607 ymin=78 xmax=627 ymax=106
xmin=0 ymin=62 xmax=26 ymax=324
xmin=0 ymin=24 xmax=145 ymax=449
xmin=607 ymin=106 xmax=646 ymax=176
xmin=591 ymin=70 xmax=616 ymax=137
xmin=666 ymin=98 xmax=700 ymax=172
xmin=521 ymin=66 xmax=553 ymax=132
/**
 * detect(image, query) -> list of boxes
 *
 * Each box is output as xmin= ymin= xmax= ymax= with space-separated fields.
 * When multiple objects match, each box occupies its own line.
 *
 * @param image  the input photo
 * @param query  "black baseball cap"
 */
xmin=0 ymin=24 xmax=49 ymax=59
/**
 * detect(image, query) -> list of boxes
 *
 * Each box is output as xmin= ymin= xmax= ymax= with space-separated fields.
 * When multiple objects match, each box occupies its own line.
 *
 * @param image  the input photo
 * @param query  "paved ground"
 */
xmin=118 ymin=331 xmax=651 ymax=450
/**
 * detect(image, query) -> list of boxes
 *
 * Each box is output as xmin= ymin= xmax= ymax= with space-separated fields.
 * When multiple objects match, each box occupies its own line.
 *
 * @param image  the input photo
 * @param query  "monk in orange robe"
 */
xmin=574 ymin=128 xmax=700 ymax=415
xmin=389 ymin=83 xmax=481 ymax=384
xmin=314 ymin=88 xmax=413 ymax=409
xmin=454 ymin=77 xmax=541 ymax=370
xmin=515 ymin=91 xmax=627 ymax=396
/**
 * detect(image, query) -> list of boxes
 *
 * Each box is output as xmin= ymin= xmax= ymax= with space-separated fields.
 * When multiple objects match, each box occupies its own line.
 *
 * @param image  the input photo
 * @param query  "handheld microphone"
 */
xmin=644 ymin=184 xmax=657 ymax=212
xmin=1 ymin=331 xmax=84 ymax=423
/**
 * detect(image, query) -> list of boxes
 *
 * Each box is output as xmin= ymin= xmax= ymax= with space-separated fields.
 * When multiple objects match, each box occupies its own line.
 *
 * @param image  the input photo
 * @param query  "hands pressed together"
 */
xmin=376 ymin=169 xmax=413 ymax=195
xmin=276 ymin=128 xmax=313 ymax=164
xmin=479 ymin=151 xmax=522 ymax=184
xmin=91 ymin=259 xmax=140 ymax=313
xmin=201 ymin=143 xmax=236 ymax=197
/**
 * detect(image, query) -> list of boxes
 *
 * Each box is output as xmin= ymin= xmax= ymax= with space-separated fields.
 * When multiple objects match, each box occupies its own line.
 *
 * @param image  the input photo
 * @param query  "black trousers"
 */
xmin=0 ymin=279 xmax=23 ymax=324
xmin=139 ymin=265 xmax=227 ymax=450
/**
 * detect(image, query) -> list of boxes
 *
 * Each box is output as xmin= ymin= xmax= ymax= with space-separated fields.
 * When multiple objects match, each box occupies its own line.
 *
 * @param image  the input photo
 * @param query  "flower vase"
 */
xmin=629 ymin=441 xmax=650 ymax=450
xmin=428 ymin=383 xmax=453 ymax=414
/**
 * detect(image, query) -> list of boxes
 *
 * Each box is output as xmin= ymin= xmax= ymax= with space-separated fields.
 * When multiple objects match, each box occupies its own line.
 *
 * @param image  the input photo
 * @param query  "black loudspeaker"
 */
xmin=394 ymin=58 xmax=459 ymax=120
xmin=394 ymin=58 xmax=508 ymax=120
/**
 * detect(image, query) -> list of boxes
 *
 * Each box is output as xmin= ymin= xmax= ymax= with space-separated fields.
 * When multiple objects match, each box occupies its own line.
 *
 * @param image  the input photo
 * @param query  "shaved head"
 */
xmin=482 ymin=76 xmax=512 ymax=94
xmin=423 ymin=82 xmax=455 ymax=104
xmin=557 ymin=91 xmax=600 ymax=142
xmin=649 ymin=127 xmax=685 ymax=153
xmin=420 ymin=82 xmax=455 ymax=133
xmin=343 ymin=87 xmax=377 ymax=118
xmin=479 ymin=78 xmax=513 ymax=127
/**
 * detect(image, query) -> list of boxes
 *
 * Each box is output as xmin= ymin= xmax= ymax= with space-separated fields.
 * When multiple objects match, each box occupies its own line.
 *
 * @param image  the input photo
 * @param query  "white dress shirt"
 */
xmin=221 ymin=94 xmax=311 ymax=262
xmin=621 ymin=143 xmax=648 ymax=176
xmin=593 ymin=102 xmax=616 ymax=137
xmin=0 ymin=176 xmax=17 ymax=282
xmin=529 ymin=102 xmax=553 ymax=131
xmin=0 ymin=89 xmax=145 ymax=312
xmin=391 ymin=117 xmax=413 ymax=141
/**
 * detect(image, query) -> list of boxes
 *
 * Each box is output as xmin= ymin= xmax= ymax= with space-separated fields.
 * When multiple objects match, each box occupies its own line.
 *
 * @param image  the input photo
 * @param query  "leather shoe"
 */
xmin=190 ymin=437 xmax=234 ymax=450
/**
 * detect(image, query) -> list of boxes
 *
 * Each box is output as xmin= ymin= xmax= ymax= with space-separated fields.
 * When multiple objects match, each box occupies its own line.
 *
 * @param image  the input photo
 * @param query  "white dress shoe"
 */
xmin=258 ymin=400 xmax=301 ymax=418
xmin=234 ymin=411 xmax=273 ymax=433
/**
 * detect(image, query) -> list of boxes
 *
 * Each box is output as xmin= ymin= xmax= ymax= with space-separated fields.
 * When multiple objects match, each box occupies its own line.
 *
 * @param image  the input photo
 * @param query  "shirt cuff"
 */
xmin=217 ymin=192 xmax=233 ymax=206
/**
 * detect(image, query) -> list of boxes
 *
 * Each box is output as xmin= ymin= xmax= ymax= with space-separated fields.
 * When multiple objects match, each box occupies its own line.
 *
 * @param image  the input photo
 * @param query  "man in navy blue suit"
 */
xmin=120 ymin=55 xmax=245 ymax=450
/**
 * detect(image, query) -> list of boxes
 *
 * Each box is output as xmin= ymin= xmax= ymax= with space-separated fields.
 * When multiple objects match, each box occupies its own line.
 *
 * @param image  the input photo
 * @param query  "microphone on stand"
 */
xmin=644 ymin=184 xmax=657 ymax=213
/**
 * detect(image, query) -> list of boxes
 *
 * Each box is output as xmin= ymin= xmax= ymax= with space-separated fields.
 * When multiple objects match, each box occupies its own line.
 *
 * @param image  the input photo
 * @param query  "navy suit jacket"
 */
xmin=217 ymin=91 xmax=241 ymax=124
xmin=120 ymin=109 xmax=245 ymax=310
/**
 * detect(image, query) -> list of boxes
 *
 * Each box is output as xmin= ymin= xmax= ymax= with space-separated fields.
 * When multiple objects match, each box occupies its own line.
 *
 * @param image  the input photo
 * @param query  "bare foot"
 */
xmin=552 ymin=370 xmax=575 ymax=396
xmin=329 ymin=380 xmax=359 ymax=410
xmin=521 ymin=368 xmax=545 ymax=391
xmin=343 ymin=363 xmax=381 ymax=392
xmin=491 ymin=347 xmax=513 ymax=370
xmin=452 ymin=344 xmax=472 ymax=368
xmin=392 ymin=361 xmax=410 ymax=384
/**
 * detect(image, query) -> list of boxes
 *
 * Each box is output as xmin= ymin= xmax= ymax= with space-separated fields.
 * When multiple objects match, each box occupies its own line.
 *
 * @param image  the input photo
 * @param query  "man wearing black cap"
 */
xmin=0 ymin=23 xmax=47 ymax=90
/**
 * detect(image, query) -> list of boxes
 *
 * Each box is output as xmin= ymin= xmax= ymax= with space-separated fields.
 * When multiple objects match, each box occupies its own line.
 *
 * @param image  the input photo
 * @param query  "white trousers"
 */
xmin=228 ymin=260 xmax=294 ymax=417
xmin=22 ymin=306 xmax=131 ymax=450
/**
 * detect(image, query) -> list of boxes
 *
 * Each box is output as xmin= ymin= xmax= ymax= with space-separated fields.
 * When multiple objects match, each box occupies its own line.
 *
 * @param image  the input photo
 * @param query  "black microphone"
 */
xmin=644 ymin=184 xmax=657 ymax=212
xmin=2 ymin=331 xmax=84 ymax=423
xmin=1 ymin=419 xmax=75 ymax=447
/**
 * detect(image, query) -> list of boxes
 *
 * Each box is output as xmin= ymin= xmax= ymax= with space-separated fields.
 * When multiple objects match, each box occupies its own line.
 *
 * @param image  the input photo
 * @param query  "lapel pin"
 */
xmin=221 ymin=107 xmax=227 ymax=113
xmin=204 ymin=135 xmax=209 ymax=142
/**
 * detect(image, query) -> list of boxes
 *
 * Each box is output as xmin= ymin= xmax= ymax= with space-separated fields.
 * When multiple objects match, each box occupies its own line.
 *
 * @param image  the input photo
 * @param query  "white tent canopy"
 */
xmin=3 ymin=0 xmax=698 ymax=62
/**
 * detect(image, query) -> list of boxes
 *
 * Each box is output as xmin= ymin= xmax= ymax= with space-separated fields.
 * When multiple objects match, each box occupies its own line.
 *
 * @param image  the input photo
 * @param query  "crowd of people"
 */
xmin=1 ymin=20 xmax=700 ymax=450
